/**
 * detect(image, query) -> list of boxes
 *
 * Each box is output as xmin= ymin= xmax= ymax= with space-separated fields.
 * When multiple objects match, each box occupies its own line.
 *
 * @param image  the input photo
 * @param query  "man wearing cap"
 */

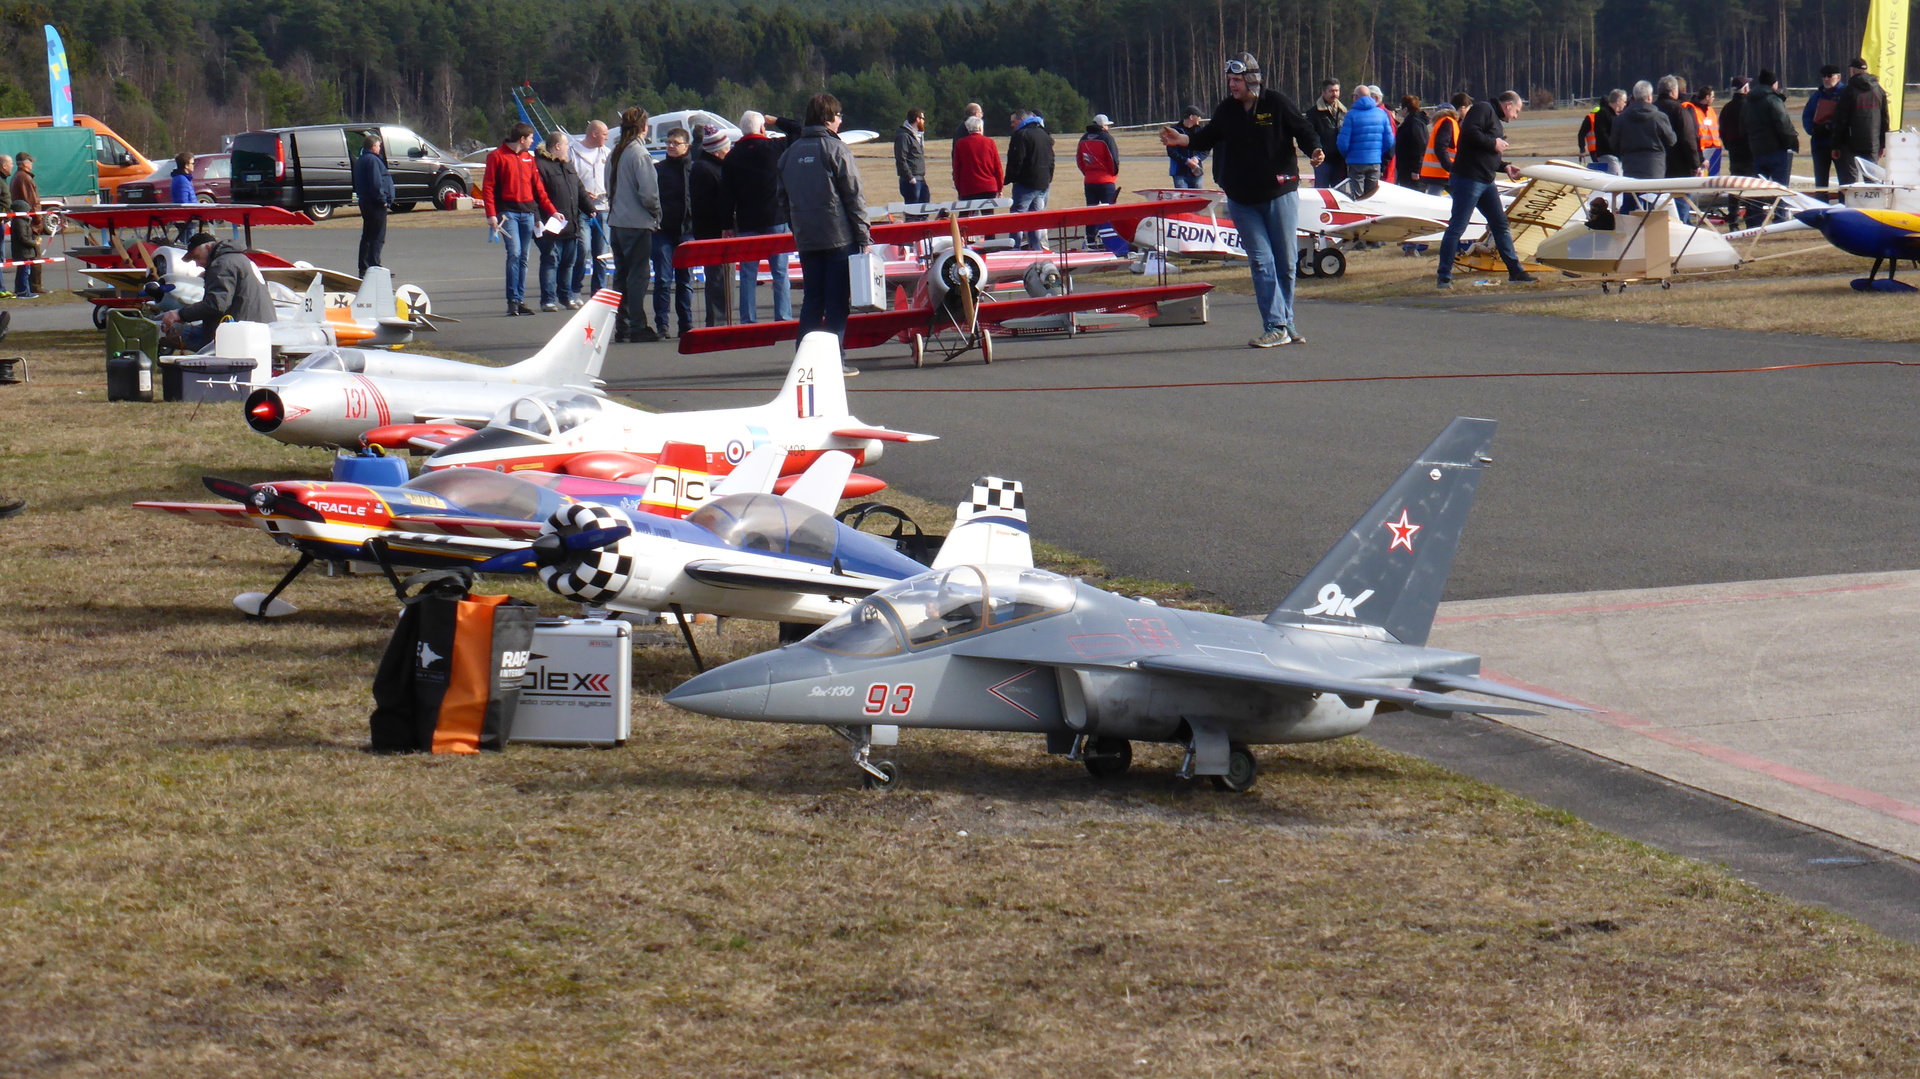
xmin=1076 ymin=114 xmax=1121 ymax=250
xmin=1160 ymin=52 xmax=1322 ymax=349
xmin=159 ymin=232 xmax=276 ymax=351
xmin=1167 ymin=107 xmax=1209 ymax=188
xmin=1005 ymin=108 xmax=1055 ymax=250
xmin=1803 ymin=65 xmax=1847 ymax=191
xmin=690 ymin=126 xmax=735 ymax=328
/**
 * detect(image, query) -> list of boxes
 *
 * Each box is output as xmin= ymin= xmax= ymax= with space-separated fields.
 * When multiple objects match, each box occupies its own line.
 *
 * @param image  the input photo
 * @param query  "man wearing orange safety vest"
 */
xmin=1684 ymin=86 xmax=1723 ymax=176
xmin=1578 ymin=90 xmax=1626 ymax=164
xmin=1420 ymin=106 xmax=1460 ymax=195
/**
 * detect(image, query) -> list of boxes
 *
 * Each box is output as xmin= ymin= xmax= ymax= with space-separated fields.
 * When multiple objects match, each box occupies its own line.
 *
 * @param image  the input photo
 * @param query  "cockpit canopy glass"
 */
xmin=491 ymin=392 xmax=603 ymax=441
xmin=291 ymin=348 xmax=365 ymax=374
xmin=686 ymin=493 xmax=837 ymax=562
xmin=806 ymin=566 xmax=1076 ymax=655
xmin=402 ymin=467 xmax=546 ymax=519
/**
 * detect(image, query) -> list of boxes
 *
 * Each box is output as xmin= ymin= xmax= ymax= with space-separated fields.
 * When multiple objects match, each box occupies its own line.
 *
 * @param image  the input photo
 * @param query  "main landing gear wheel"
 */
xmin=910 ymin=333 xmax=925 ymax=367
xmin=1083 ymin=736 xmax=1132 ymax=779
xmin=862 ymin=761 xmax=900 ymax=790
xmin=92 ymin=304 xmax=110 ymax=330
xmin=1314 ymin=247 xmax=1347 ymax=278
xmin=1210 ymin=744 xmax=1259 ymax=792
xmin=978 ymin=327 xmax=993 ymax=364
xmin=1297 ymin=248 xmax=1318 ymax=278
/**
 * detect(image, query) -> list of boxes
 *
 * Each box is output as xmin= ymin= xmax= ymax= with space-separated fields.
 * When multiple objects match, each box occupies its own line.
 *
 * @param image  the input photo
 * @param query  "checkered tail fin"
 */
xmin=1265 ymin=417 xmax=1496 ymax=646
xmin=932 ymin=476 xmax=1031 ymax=570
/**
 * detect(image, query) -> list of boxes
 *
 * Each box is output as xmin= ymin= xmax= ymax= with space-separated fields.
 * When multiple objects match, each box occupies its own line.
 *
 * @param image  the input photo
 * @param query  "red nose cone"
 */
xmin=244 ymin=388 xmax=284 ymax=432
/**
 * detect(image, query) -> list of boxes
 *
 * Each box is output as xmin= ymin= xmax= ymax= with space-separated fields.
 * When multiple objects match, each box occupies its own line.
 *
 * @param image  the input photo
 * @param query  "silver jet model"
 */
xmin=666 ymin=417 xmax=1589 ymax=791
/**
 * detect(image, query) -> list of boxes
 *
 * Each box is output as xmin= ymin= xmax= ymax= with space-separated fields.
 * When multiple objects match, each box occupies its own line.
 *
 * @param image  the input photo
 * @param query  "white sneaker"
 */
xmin=1249 ymin=327 xmax=1293 ymax=348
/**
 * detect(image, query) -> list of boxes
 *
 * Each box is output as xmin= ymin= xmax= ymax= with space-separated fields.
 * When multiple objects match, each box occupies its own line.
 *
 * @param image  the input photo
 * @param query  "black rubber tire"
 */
xmin=910 ymin=333 xmax=925 ymax=367
xmin=196 ymin=193 xmax=216 ymax=204
xmin=305 ymin=204 xmax=335 ymax=221
xmin=862 ymin=761 xmax=900 ymax=791
xmin=1210 ymin=744 xmax=1259 ymax=792
xmin=1083 ymin=737 xmax=1132 ymax=779
xmin=1314 ymin=247 xmax=1347 ymax=278
xmin=434 ymin=180 xmax=464 ymax=211
xmin=92 ymin=303 xmax=110 ymax=330
xmin=1296 ymin=248 xmax=1318 ymax=277
xmin=390 ymin=201 xmax=418 ymax=214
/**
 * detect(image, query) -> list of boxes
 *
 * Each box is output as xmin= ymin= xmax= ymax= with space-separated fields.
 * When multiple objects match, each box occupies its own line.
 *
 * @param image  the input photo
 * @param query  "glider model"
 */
xmin=671 ymin=201 xmax=1215 ymax=363
xmin=665 ymin=417 xmax=1590 ymax=791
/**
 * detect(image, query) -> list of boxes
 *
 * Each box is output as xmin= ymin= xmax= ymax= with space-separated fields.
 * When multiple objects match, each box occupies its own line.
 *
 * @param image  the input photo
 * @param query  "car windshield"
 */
xmin=847 ymin=565 xmax=1075 ymax=649
xmin=402 ymin=468 xmax=545 ymax=519
xmin=806 ymin=602 xmax=902 ymax=656
xmin=686 ymin=493 xmax=837 ymax=561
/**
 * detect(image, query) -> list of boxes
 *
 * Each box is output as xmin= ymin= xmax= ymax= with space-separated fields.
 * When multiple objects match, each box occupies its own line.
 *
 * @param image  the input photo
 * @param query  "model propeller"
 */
xmin=202 ymin=476 xmax=325 ymax=522
xmin=470 ymin=526 xmax=631 ymax=575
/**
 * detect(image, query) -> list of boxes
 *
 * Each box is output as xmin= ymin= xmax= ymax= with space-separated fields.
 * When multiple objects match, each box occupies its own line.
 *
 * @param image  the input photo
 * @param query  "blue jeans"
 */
xmin=738 ymin=226 xmax=792 ymax=323
xmin=898 ymin=176 xmax=930 ymax=203
xmin=499 ymin=211 xmax=535 ymax=304
xmin=651 ymin=233 xmax=693 ymax=333
xmin=609 ymin=226 xmax=653 ymax=337
xmin=535 ymin=233 xmax=580 ymax=306
xmin=1172 ymin=171 xmax=1202 ymax=189
xmin=1752 ymin=150 xmax=1793 ymax=186
xmin=1010 ymin=184 xmax=1047 ymax=249
xmin=571 ymin=211 xmax=610 ymax=296
xmin=1437 ymin=176 xmax=1523 ymax=282
xmin=797 ymin=244 xmax=857 ymax=340
xmin=1224 ymin=193 xmax=1300 ymax=334
xmin=1312 ymin=161 xmax=1345 ymax=188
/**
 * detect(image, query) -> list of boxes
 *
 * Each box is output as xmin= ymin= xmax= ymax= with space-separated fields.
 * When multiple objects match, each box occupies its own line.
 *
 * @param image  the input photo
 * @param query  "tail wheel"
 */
xmin=910 ymin=333 xmax=925 ymax=367
xmin=978 ymin=327 xmax=993 ymax=364
xmin=1210 ymin=744 xmax=1259 ymax=793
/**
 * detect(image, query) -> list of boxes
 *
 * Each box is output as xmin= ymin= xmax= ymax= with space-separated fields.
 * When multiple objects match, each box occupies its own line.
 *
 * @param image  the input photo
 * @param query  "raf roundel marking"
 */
xmin=725 ymin=439 xmax=746 ymax=464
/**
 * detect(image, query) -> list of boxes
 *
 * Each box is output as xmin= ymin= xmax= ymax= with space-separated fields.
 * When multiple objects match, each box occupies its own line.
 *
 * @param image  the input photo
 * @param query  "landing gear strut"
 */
xmin=833 ymin=725 xmax=899 ymax=790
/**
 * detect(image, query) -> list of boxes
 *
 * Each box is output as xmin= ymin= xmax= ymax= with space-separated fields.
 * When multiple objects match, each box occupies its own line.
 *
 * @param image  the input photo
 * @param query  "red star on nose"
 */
xmin=1385 ymin=509 xmax=1421 ymax=552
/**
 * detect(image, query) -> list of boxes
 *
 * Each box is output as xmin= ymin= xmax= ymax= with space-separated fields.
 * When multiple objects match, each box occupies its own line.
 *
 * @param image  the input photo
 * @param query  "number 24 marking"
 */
xmin=864 ymin=683 xmax=914 ymax=716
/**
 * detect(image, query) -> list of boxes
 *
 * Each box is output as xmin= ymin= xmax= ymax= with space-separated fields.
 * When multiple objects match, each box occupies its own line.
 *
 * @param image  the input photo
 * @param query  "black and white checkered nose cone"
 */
xmin=538 ymin=503 xmax=638 ymax=605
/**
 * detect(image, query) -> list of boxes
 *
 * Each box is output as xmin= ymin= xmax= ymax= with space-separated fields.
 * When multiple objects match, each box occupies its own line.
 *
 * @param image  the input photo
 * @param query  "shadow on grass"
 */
xmin=13 ymin=601 xmax=397 ymax=636
xmin=160 ymin=730 xmax=361 ymax=752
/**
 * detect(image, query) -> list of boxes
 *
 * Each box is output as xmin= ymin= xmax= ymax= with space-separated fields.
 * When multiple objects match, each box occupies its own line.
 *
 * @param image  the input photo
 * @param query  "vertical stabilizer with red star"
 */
xmin=496 ymin=288 xmax=620 ymax=390
xmin=1265 ymin=417 xmax=1496 ymax=646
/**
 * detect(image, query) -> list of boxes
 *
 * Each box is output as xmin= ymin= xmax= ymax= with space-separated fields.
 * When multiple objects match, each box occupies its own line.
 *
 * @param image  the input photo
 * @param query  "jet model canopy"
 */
xmin=808 ymin=565 xmax=1078 ymax=654
xmin=498 ymin=390 xmax=604 ymax=439
xmin=687 ymin=493 xmax=839 ymax=562
xmin=402 ymin=467 xmax=550 ymax=519
xmin=292 ymin=348 xmax=366 ymax=373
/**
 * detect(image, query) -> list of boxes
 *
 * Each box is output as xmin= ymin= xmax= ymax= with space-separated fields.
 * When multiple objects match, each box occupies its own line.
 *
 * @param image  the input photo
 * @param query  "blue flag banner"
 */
xmin=46 ymin=26 xmax=73 ymax=127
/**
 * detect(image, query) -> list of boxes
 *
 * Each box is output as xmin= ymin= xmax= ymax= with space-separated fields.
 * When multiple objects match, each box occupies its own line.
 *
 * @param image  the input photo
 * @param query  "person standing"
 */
xmin=1578 ymin=91 xmax=1624 ymax=163
xmin=1612 ymin=81 xmax=1676 ymax=181
xmin=1076 ymin=114 xmax=1121 ymax=249
xmin=1005 ymin=109 xmax=1054 ymax=250
xmin=1336 ymin=87 xmax=1394 ymax=199
xmin=777 ymin=92 xmax=870 ymax=342
xmin=1653 ymin=76 xmax=1702 ymax=221
xmin=532 ymin=130 xmax=588 ymax=312
xmin=168 ymin=152 xmax=196 ymax=204
xmin=1308 ymin=80 xmax=1346 ymax=187
xmin=1395 ymin=97 xmax=1429 ymax=192
xmin=894 ymin=109 xmax=929 ymax=205
xmin=352 ymin=131 xmax=394 ymax=276
xmin=952 ymin=102 xmax=984 ymax=141
xmin=1434 ymin=92 xmax=1538 ymax=290
xmin=8 ymin=154 xmax=43 ymax=299
xmin=606 ymin=108 xmax=662 ymax=342
xmin=482 ymin=122 xmax=557 ymax=317
xmin=1742 ymin=71 xmax=1799 ymax=187
xmin=724 ymin=111 xmax=792 ymax=325
xmin=1159 ymin=52 xmax=1323 ymax=348
xmin=1684 ymin=87 xmax=1723 ymax=176
xmin=1419 ymin=104 xmax=1459 ymax=195
xmin=1721 ymin=78 xmax=1753 ymax=173
xmin=1167 ymin=106 xmax=1209 ymax=188
xmin=951 ymin=115 xmax=1004 ymax=203
xmin=1803 ymin=66 xmax=1846 ymax=191
xmin=691 ymin=128 xmax=735 ymax=328
xmin=569 ymin=120 xmax=613 ymax=298
xmin=1830 ymin=62 xmax=1889 ymax=186
xmin=649 ymin=128 xmax=695 ymax=338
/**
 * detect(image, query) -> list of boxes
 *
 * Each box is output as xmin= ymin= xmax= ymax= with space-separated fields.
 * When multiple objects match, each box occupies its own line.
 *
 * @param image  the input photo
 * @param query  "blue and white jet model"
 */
xmin=665 ymin=417 xmax=1590 ymax=791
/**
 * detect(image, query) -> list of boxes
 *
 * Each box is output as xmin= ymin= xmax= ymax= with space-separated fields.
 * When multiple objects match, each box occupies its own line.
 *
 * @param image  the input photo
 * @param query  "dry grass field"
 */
xmin=5 ymin=331 xmax=1920 ymax=1076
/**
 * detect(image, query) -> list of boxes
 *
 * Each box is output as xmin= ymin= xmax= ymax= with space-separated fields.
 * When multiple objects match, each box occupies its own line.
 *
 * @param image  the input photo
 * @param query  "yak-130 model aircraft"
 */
xmin=671 ymin=201 xmax=1214 ymax=363
xmin=666 ymin=417 xmax=1590 ymax=792
xmin=137 ymin=449 xmax=935 ymax=624
xmin=404 ymin=332 xmax=933 ymax=490
xmin=243 ymin=290 xmax=618 ymax=448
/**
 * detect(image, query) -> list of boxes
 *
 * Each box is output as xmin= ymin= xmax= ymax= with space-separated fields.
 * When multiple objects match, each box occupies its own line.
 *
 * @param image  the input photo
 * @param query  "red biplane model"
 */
xmin=672 ymin=200 xmax=1214 ymax=364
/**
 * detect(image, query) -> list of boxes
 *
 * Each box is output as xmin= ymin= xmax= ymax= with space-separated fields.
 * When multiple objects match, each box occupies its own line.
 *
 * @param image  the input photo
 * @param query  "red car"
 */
xmin=117 ymin=153 xmax=231 ymax=205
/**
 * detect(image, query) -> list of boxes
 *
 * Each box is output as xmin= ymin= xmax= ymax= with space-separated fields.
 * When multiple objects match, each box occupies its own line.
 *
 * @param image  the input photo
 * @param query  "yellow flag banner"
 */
xmin=1862 ymin=0 xmax=1907 ymax=130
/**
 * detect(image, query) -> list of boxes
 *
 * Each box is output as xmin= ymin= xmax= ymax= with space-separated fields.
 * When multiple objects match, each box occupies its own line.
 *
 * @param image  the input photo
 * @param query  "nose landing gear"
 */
xmin=833 ymin=724 xmax=899 ymax=790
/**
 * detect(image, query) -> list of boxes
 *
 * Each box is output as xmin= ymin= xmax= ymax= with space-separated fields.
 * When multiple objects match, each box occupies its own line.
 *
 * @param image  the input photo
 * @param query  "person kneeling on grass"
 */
xmin=158 ymin=232 xmax=277 ymax=352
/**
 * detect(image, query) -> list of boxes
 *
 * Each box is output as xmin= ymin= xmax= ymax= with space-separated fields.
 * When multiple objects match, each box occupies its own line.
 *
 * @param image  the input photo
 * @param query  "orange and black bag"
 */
xmin=369 ymin=569 xmax=539 ymax=753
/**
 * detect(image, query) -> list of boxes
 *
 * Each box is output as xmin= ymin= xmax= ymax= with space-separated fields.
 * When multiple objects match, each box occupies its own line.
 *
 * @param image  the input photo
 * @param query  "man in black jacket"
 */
xmin=722 ymin=111 xmax=792 ymax=323
xmin=1831 ymin=62 xmax=1889 ymax=185
xmin=1435 ymin=91 xmax=1537 ymax=289
xmin=1653 ymin=75 xmax=1703 ymax=222
xmin=160 ymin=233 xmax=277 ymax=351
xmin=352 ymin=132 xmax=393 ymax=276
xmin=1742 ymin=70 xmax=1799 ymax=186
xmin=691 ymin=128 xmax=736 ymax=328
xmin=1161 ymin=52 xmax=1323 ymax=348
xmin=650 ymin=128 xmax=695 ymax=337
xmin=1005 ymin=109 xmax=1055 ymax=250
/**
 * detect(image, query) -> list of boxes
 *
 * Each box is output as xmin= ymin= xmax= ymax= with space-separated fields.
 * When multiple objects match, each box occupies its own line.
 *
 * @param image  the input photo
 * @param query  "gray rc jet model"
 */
xmin=666 ymin=417 xmax=1590 ymax=791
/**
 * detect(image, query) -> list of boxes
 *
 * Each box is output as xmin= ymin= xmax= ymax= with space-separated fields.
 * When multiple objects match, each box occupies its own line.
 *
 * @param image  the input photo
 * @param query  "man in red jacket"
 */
xmin=1076 ymin=113 xmax=1121 ymax=250
xmin=482 ymin=122 xmax=558 ymax=316
xmin=951 ymin=116 xmax=1004 ymax=210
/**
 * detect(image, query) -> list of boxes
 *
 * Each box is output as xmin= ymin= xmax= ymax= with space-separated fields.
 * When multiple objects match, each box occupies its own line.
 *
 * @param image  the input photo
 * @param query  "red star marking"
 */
xmin=583 ymin=324 xmax=595 ymax=342
xmin=1385 ymin=509 xmax=1421 ymax=552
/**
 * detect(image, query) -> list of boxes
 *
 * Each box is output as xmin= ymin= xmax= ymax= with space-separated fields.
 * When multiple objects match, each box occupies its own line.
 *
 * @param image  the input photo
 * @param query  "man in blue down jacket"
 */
xmin=1335 ymin=88 xmax=1396 ymax=200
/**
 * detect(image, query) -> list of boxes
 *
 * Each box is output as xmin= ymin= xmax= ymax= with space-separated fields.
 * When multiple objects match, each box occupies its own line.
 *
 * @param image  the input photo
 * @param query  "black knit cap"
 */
xmin=184 ymin=232 xmax=217 ymax=250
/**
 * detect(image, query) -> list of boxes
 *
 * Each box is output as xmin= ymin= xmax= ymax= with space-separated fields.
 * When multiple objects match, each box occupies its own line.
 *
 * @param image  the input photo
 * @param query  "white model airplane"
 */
xmin=407 ymin=332 xmax=935 ymax=481
xmin=243 ymin=289 xmax=618 ymax=447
